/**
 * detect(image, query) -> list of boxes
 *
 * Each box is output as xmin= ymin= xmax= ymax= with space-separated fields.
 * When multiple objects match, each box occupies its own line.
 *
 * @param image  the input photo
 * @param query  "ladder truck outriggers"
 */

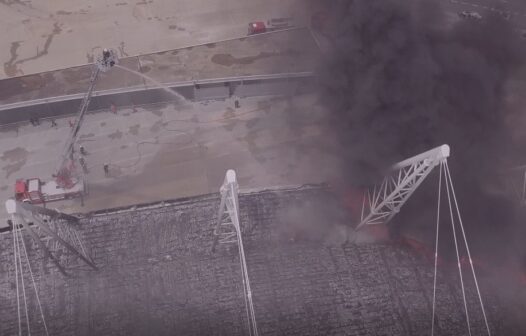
xmin=14 ymin=49 xmax=118 ymax=205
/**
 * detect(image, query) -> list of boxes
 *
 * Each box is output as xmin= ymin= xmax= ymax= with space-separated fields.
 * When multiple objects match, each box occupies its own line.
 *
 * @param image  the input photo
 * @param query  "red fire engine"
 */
xmin=13 ymin=49 xmax=117 ymax=205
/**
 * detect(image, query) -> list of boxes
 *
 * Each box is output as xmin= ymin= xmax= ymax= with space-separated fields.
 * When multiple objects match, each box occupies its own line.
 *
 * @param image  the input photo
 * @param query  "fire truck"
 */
xmin=14 ymin=49 xmax=117 ymax=205
xmin=248 ymin=17 xmax=294 ymax=35
xmin=15 ymin=177 xmax=85 ymax=204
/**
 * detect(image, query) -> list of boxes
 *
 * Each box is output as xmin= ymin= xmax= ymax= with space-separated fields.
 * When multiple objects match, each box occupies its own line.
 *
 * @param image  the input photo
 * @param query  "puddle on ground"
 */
xmin=100 ymin=122 xmax=106 ymax=127
xmin=0 ymin=185 xmax=8 ymax=191
xmin=108 ymin=130 xmax=123 ymax=140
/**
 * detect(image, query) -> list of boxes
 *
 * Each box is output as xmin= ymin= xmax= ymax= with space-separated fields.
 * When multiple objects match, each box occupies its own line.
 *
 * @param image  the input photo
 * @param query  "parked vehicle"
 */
xmin=458 ymin=11 xmax=482 ymax=20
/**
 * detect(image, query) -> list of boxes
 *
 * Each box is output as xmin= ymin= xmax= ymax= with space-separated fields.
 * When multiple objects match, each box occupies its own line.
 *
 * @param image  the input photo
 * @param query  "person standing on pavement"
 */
xmin=79 ymin=156 xmax=88 ymax=174
xmin=103 ymin=163 xmax=110 ymax=177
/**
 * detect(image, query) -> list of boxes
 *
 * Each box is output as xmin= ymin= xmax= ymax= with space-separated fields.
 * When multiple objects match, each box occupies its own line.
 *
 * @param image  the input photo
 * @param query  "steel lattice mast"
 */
xmin=6 ymin=199 xmax=97 ymax=277
xmin=355 ymin=144 xmax=450 ymax=231
xmin=212 ymin=170 xmax=259 ymax=336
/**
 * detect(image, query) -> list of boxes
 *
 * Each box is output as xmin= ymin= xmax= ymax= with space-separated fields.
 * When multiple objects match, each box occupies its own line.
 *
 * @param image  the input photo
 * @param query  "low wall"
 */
xmin=0 ymin=72 xmax=315 ymax=126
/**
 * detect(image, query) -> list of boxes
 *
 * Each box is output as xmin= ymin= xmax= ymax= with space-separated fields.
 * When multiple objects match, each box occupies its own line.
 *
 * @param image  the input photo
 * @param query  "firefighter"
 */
xmin=79 ymin=156 xmax=88 ymax=174
xmin=102 ymin=48 xmax=111 ymax=61
xmin=103 ymin=163 xmax=110 ymax=177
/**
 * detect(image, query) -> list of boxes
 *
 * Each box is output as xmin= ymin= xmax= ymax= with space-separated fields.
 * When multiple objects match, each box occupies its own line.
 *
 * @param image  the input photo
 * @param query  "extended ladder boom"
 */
xmin=55 ymin=49 xmax=117 ymax=187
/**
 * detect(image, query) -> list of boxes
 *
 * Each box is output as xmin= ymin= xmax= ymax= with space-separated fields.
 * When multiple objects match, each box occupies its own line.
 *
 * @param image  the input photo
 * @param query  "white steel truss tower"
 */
xmin=212 ymin=170 xmax=259 ymax=336
xmin=355 ymin=144 xmax=450 ymax=231
xmin=6 ymin=199 xmax=97 ymax=277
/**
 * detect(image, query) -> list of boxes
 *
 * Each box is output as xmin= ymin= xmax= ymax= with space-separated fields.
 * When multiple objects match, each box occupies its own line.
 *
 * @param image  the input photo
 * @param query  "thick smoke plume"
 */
xmin=316 ymin=0 xmax=526 ymax=266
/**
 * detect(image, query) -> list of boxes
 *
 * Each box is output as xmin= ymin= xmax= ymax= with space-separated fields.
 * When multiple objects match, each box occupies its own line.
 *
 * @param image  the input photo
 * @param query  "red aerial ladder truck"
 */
xmin=14 ymin=49 xmax=118 ymax=205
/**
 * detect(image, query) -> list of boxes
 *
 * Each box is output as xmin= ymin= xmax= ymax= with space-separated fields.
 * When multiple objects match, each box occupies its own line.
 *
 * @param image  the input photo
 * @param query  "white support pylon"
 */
xmin=355 ymin=144 xmax=450 ymax=231
xmin=212 ymin=170 xmax=259 ymax=336
xmin=503 ymin=165 xmax=526 ymax=205
xmin=5 ymin=199 xmax=97 ymax=277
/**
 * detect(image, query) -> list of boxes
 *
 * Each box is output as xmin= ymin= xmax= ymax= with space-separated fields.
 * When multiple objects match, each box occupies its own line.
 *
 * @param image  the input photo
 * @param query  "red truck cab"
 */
xmin=15 ymin=178 xmax=44 ymax=204
xmin=248 ymin=22 xmax=266 ymax=35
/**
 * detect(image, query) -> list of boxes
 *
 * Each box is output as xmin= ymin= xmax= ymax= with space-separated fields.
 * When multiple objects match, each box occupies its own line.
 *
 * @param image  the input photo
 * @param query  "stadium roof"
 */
xmin=0 ymin=186 xmax=516 ymax=335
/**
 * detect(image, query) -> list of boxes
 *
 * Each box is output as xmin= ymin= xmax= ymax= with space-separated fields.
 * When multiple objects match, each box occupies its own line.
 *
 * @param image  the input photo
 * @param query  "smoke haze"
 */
xmin=314 ymin=0 xmax=526 ymax=265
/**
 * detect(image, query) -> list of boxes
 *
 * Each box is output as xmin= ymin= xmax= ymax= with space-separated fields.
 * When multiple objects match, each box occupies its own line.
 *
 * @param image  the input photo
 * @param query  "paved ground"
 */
xmin=0 ymin=0 xmax=313 ymax=79
xmin=0 ymin=28 xmax=319 ymax=106
xmin=2 ymin=0 xmax=525 ymax=80
xmin=0 ymin=92 xmax=341 ymax=229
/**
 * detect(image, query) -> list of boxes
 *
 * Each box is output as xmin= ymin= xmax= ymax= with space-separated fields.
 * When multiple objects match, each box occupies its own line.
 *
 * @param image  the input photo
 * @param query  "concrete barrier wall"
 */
xmin=0 ymin=74 xmax=314 ymax=126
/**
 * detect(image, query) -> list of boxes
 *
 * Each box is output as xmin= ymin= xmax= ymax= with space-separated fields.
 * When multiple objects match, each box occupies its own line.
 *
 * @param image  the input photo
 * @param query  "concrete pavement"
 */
xmin=0 ymin=28 xmax=320 ymax=106
xmin=0 ymin=92 xmax=341 ymax=228
xmin=0 ymin=0 xmax=313 ymax=79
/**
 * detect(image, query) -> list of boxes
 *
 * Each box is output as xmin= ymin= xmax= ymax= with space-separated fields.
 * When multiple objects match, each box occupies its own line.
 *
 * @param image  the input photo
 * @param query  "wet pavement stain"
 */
xmin=2 ymin=161 xmax=25 ymax=178
xmin=0 ymin=185 xmax=7 ymax=191
xmin=108 ymin=130 xmax=123 ymax=140
xmin=257 ymin=100 xmax=272 ymax=113
xmin=211 ymin=51 xmax=280 ymax=67
xmin=118 ymin=41 xmax=129 ymax=57
xmin=45 ymin=139 xmax=61 ymax=146
xmin=150 ymin=120 xmax=164 ymax=133
xmin=1 ymin=147 xmax=29 ymax=178
xmin=151 ymin=109 xmax=163 ymax=117
xmin=3 ymin=22 xmax=63 ymax=78
xmin=129 ymin=124 xmax=140 ymax=135
xmin=100 ymin=122 xmax=106 ymax=127
xmin=0 ymin=124 xmax=19 ymax=135
xmin=4 ymin=41 xmax=23 ymax=77
xmin=1 ymin=147 xmax=28 ymax=162
xmin=80 ymin=133 xmax=95 ymax=139
xmin=246 ymin=118 xmax=260 ymax=129
xmin=223 ymin=107 xmax=235 ymax=119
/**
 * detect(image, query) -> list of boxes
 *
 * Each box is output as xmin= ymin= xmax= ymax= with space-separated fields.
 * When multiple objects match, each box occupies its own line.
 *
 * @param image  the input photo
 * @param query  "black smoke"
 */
xmin=316 ymin=0 xmax=526 ymax=266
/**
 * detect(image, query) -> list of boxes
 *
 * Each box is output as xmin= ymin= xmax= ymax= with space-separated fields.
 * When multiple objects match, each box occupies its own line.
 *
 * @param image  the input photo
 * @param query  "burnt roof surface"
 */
xmin=0 ymin=186 xmax=520 ymax=335
xmin=0 ymin=28 xmax=319 ymax=106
